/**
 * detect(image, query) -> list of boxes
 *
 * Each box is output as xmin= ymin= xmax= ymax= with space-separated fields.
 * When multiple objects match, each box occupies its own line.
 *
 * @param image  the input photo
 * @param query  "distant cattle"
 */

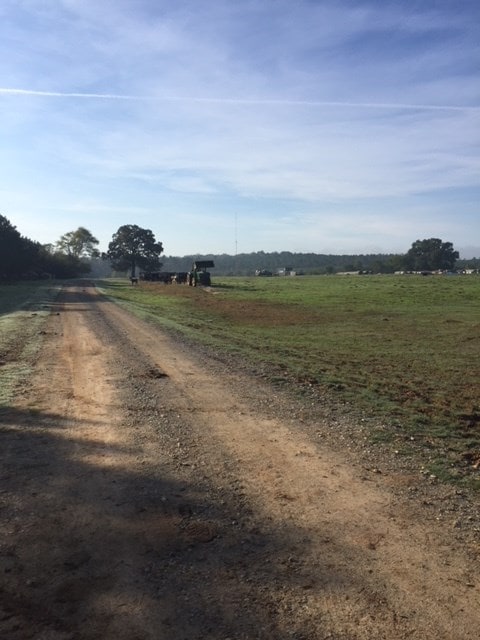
xmin=172 ymin=272 xmax=188 ymax=284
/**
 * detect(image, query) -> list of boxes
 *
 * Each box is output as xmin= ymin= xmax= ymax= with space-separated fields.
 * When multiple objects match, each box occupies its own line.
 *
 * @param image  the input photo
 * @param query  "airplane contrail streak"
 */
xmin=0 ymin=87 xmax=478 ymax=112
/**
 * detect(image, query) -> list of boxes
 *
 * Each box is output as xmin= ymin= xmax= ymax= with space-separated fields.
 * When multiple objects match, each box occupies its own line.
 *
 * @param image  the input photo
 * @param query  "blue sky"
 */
xmin=1 ymin=0 xmax=479 ymax=257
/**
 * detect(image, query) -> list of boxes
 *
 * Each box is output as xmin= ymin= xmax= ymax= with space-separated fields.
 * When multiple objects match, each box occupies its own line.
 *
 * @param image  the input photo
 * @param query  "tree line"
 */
xmin=0 ymin=215 xmax=103 ymax=280
xmin=162 ymin=239 xmax=463 ymax=276
xmin=1 ymin=212 xmax=474 ymax=281
xmin=0 ymin=217 xmax=165 ymax=281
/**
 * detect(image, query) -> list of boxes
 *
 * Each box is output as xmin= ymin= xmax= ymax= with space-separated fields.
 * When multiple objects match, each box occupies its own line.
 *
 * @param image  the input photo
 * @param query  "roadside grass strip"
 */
xmin=0 ymin=283 xmax=61 ymax=407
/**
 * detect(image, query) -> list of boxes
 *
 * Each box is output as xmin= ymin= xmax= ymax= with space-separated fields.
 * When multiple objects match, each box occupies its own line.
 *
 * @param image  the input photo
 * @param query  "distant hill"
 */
xmin=160 ymin=251 xmax=404 ymax=276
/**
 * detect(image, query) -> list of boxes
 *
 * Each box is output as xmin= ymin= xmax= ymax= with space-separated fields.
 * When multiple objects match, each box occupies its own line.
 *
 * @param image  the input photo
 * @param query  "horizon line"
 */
xmin=1 ymin=87 xmax=478 ymax=112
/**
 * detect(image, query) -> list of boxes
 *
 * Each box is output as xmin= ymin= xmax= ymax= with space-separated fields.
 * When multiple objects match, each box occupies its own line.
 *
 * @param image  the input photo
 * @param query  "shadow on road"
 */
xmin=0 ymin=395 xmax=369 ymax=640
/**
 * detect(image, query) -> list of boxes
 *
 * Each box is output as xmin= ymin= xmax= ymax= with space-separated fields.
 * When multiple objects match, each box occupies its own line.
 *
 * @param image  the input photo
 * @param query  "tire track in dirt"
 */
xmin=1 ymin=283 xmax=479 ymax=639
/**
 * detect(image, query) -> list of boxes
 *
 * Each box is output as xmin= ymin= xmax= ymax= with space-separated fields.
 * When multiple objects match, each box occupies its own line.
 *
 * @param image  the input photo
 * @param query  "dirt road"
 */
xmin=1 ymin=283 xmax=479 ymax=639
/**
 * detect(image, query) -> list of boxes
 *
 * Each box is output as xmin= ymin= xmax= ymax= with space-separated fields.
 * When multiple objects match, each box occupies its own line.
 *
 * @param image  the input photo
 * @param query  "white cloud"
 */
xmin=0 ymin=0 xmax=478 ymax=255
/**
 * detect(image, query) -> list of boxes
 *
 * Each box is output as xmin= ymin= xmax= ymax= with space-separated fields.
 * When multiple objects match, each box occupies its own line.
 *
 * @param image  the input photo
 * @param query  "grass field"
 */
xmin=0 ymin=282 xmax=60 ymax=406
xmin=99 ymin=274 xmax=480 ymax=485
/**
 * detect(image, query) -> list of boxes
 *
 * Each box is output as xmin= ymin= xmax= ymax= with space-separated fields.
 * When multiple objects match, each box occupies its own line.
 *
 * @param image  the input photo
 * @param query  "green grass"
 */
xmin=0 ymin=281 xmax=61 ymax=406
xmin=99 ymin=274 xmax=480 ymax=485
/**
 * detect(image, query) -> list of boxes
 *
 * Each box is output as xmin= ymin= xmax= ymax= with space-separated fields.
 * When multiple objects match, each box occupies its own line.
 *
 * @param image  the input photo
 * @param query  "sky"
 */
xmin=0 ymin=0 xmax=479 ymax=258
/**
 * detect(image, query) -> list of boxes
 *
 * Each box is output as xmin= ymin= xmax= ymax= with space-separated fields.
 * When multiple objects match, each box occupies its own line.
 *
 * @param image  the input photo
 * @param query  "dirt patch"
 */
xmin=0 ymin=283 xmax=479 ymax=639
xmin=135 ymin=281 xmax=322 ymax=326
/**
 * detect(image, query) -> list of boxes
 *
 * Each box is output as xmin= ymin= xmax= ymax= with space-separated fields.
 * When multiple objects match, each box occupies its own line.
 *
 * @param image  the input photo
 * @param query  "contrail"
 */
xmin=0 ymin=87 xmax=478 ymax=112
xmin=0 ymin=88 xmax=147 ymax=101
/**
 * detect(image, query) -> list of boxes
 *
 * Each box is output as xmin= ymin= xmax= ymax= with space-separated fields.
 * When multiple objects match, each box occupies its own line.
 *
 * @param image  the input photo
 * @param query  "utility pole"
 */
xmin=234 ymin=212 xmax=238 ymax=275
xmin=235 ymin=212 xmax=238 ymax=256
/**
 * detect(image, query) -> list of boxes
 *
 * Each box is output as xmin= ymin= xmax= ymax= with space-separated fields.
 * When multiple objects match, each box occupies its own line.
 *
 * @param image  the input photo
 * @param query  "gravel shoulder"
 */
xmin=0 ymin=282 xmax=479 ymax=640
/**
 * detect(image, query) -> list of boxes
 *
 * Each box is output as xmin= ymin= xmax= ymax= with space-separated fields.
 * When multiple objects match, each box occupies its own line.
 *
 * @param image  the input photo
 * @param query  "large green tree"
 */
xmin=404 ymin=238 xmax=459 ymax=271
xmin=56 ymin=227 xmax=100 ymax=258
xmin=106 ymin=225 xmax=163 ymax=277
